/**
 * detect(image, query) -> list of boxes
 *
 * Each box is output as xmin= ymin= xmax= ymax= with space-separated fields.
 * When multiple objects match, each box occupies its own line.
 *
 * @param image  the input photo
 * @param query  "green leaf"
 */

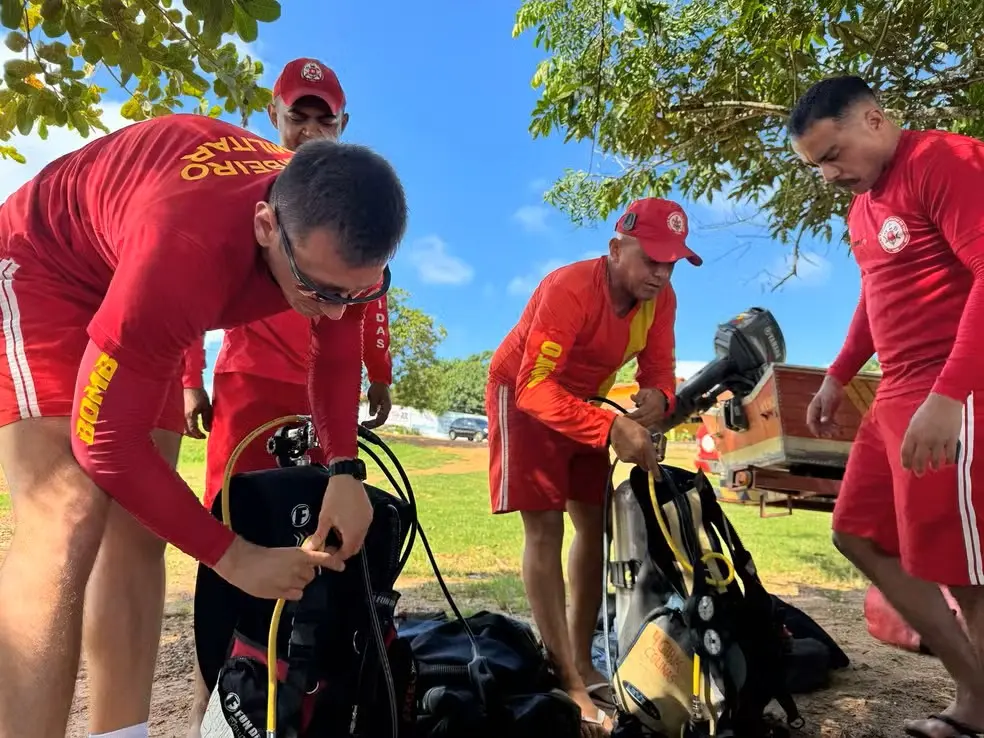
xmin=120 ymin=98 xmax=142 ymax=119
xmin=68 ymin=110 xmax=89 ymax=137
xmin=120 ymin=44 xmax=143 ymax=78
xmin=4 ymin=58 xmax=43 ymax=79
xmin=15 ymin=102 xmax=33 ymax=136
xmin=41 ymin=0 xmax=63 ymax=18
xmin=241 ymin=0 xmax=281 ymax=23
xmin=0 ymin=145 xmax=27 ymax=164
xmin=201 ymin=0 xmax=226 ymax=36
xmin=81 ymin=39 xmax=102 ymax=65
xmin=1 ymin=0 xmax=23 ymax=30
xmin=4 ymin=30 xmax=26 ymax=52
xmin=233 ymin=3 xmax=258 ymax=42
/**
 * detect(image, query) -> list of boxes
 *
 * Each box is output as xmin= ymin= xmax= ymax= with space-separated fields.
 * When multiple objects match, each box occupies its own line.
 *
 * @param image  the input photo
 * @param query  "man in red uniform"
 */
xmin=0 ymin=114 xmax=406 ymax=738
xmin=487 ymin=197 xmax=699 ymax=736
xmin=180 ymin=58 xmax=394 ymax=737
xmin=793 ymin=76 xmax=984 ymax=738
xmin=181 ymin=58 xmax=393 ymax=510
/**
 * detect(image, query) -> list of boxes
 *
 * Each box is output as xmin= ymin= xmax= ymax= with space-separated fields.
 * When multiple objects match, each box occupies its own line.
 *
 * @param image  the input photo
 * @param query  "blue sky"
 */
xmin=0 ymin=0 xmax=864 ymax=383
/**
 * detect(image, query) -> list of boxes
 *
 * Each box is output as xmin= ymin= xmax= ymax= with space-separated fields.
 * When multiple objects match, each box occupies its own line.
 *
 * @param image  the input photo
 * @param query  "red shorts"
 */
xmin=486 ymin=381 xmax=610 ymax=513
xmin=0 ymin=254 xmax=184 ymax=433
xmin=833 ymin=390 xmax=984 ymax=587
xmin=204 ymin=371 xmax=324 ymax=510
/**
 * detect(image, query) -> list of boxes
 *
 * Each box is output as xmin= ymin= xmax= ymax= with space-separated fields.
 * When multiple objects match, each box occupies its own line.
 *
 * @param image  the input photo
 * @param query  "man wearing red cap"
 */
xmin=182 ymin=57 xmax=393 ymax=737
xmin=486 ymin=197 xmax=700 ymax=735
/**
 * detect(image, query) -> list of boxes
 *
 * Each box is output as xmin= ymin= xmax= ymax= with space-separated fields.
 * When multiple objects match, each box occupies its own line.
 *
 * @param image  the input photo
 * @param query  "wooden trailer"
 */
xmin=700 ymin=363 xmax=881 ymax=517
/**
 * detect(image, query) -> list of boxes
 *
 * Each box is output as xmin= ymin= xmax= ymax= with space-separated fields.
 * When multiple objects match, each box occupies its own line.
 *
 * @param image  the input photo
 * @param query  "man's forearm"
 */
xmin=934 ymin=254 xmax=984 ymax=400
xmin=827 ymin=292 xmax=875 ymax=385
xmin=182 ymin=335 xmax=207 ymax=389
xmin=72 ymin=340 xmax=236 ymax=566
xmin=514 ymin=379 xmax=616 ymax=448
xmin=309 ymin=312 xmax=363 ymax=462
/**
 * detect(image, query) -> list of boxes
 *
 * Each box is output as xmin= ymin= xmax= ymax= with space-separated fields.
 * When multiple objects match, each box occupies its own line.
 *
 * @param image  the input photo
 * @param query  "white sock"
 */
xmin=90 ymin=723 xmax=149 ymax=738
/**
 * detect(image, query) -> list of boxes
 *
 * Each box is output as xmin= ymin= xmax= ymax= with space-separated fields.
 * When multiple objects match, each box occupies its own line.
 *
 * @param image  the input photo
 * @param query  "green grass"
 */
xmin=3 ymin=437 xmax=863 ymax=608
xmin=371 ymin=466 xmax=863 ymax=600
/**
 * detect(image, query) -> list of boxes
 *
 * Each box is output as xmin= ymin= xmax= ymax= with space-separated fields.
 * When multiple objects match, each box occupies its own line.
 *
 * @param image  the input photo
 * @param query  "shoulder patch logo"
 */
xmin=301 ymin=62 xmax=324 ymax=82
xmin=667 ymin=211 xmax=686 ymax=234
xmin=878 ymin=216 xmax=910 ymax=254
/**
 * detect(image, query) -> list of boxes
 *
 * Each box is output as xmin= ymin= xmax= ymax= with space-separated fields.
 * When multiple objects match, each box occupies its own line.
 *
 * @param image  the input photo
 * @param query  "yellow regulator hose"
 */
xmin=217 ymin=414 xmax=312 ymax=738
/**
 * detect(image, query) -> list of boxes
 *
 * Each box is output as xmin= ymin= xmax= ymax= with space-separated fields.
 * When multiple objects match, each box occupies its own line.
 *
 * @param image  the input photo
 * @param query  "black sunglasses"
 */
xmin=275 ymin=206 xmax=391 ymax=305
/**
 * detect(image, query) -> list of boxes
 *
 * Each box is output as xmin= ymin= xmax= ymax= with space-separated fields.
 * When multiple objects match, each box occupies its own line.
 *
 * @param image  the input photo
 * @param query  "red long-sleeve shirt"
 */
xmin=490 ymin=257 xmax=678 ymax=448
xmin=0 ymin=114 xmax=365 ymax=567
xmin=180 ymin=295 xmax=392 ymax=390
xmin=828 ymin=129 xmax=984 ymax=402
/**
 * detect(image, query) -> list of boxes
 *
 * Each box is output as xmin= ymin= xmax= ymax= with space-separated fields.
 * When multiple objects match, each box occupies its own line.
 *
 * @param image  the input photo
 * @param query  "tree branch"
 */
xmin=670 ymin=100 xmax=789 ymax=115
xmin=668 ymin=99 xmax=977 ymax=123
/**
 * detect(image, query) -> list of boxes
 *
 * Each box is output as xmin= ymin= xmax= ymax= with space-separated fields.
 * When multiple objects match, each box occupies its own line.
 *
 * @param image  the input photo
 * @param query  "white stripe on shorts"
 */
xmin=958 ymin=392 xmax=983 ymax=585
xmin=0 ymin=258 xmax=41 ymax=419
xmin=496 ymin=384 xmax=510 ymax=512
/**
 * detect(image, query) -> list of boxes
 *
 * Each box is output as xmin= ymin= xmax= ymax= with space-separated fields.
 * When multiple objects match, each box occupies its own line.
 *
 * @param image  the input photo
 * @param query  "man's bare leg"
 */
xmin=186 ymin=659 xmax=211 ymax=738
xmin=520 ymin=510 xmax=611 ymax=736
xmin=82 ymin=429 xmax=181 ymax=734
xmin=0 ymin=417 xmax=111 ymax=738
xmin=834 ymin=533 xmax=984 ymax=735
xmin=566 ymin=500 xmax=608 ymax=693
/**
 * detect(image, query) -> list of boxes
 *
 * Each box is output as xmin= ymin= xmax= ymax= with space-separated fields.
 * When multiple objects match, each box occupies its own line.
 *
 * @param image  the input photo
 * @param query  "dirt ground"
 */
xmin=60 ymin=586 xmax=955 ymax=738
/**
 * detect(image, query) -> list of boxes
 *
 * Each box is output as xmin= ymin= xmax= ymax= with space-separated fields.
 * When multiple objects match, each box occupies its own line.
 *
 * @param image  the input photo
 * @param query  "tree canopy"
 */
xmin=430 ymin=351 xmax=492 ymax=416
xmin=514 ymin=0 xmax=984 ymax=260
xmin=387 ymin=288 xmax=449 ymax=412
xmin=1 ymin=0 xmax=281 ymax=163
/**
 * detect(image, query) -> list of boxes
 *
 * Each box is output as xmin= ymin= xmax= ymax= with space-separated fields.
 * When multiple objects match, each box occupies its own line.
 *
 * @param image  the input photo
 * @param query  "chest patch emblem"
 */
xmin=878 ymin=216 xmax=910 ymax=254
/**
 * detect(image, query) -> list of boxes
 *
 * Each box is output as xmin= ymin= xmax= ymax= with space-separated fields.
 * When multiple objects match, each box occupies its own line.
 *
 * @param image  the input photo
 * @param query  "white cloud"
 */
xmin=0 ymin=100 xmax=132 ymax=202
xmin=756 ymin=250 xmax=832 ymax=289
xmin=404 ymin=235 xmax=474 ymax=286
xmin=507 ymin=258 xmax=566 ymax=296
xmin=205 ymin=330 xmax=225 ymax=347
xmin=675 ymin=360 xmax=708 ymax=381
xmin=507 ymin=251 xmax=604 ymax=297
xmin=513 ymin=205 xmax=551 ymax=234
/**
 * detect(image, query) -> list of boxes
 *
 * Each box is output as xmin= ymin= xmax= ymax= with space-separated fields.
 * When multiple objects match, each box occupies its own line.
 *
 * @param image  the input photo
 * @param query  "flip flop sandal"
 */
xmin=586 ymin=682 xmax=617 ymax=713
xmin=904 ymin=713 xmax=984 ymax=738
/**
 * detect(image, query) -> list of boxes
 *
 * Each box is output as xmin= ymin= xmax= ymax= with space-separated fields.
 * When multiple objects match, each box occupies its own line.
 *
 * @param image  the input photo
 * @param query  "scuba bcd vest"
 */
xmin=604 ymin=464 xmax=803 ymax=738
xmin=194 ymin=464 xmax=417 ymax=738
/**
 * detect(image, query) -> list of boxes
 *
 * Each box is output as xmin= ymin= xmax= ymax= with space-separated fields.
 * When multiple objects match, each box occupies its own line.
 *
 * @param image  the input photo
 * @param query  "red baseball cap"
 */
xmin=273 ymin=58 xmax=346 ymax=114
xmin=614 ymin=198 xmax=703 ymax=266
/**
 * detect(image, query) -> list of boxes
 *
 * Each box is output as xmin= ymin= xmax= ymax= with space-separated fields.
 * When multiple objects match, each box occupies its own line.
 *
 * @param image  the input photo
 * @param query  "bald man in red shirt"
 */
xmin=0 ymin=115 xmax=406 ymax=738
xmin=487 ymin=198 xmax=700 ymax=736
xmin=792 ymin=76 xmax=984 ymax=738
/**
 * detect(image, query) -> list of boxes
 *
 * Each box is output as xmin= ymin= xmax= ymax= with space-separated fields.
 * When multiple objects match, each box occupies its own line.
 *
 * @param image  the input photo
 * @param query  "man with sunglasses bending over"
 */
xmin=182 ymin=59 xmax=393 ymax=526
xmin=181 ymin=58 xmax=394 ymax=737
xmin=0 ymin=112 xmax=405 ymax=738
